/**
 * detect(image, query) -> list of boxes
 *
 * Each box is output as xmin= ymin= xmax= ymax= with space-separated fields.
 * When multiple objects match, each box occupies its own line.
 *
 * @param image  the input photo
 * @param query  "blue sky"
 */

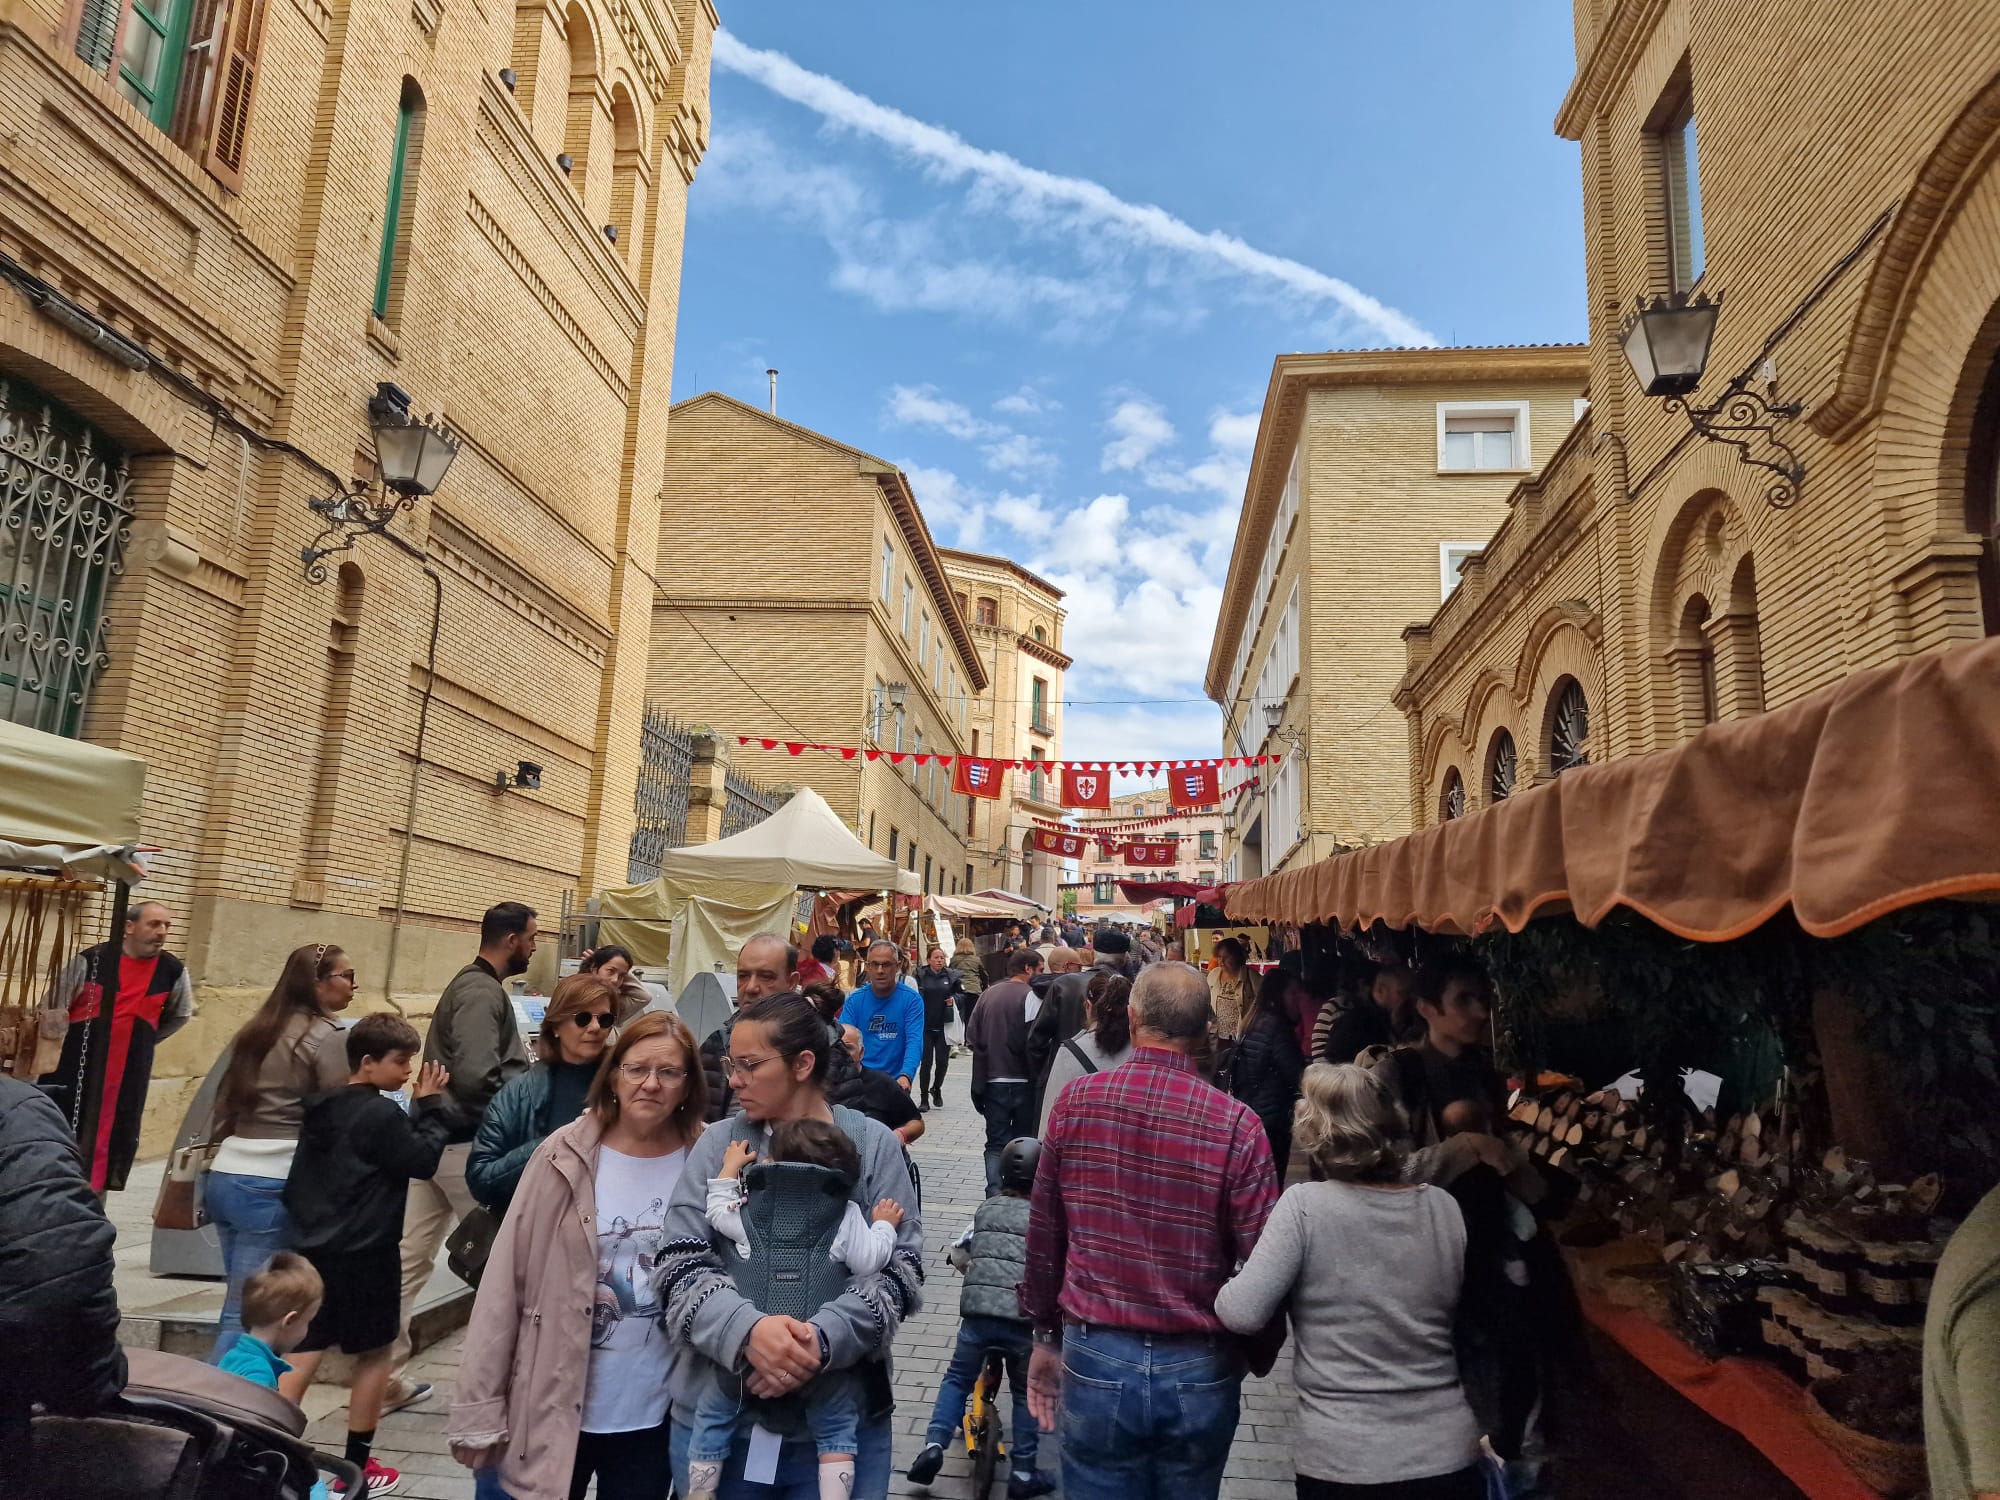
xmin=671 ymin=1 xmax=1588 ymax=773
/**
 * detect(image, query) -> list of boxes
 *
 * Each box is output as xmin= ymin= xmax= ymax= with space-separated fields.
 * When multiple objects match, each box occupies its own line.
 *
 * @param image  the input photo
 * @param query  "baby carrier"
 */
xmin=735 ymin=1161 xmax=855 ymax=1320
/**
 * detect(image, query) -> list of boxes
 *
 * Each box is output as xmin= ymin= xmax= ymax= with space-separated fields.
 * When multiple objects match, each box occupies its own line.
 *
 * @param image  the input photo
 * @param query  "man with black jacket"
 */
xmin=968 ymin=947 xmax=1043 ymax=1196
xmin=389 ymin=900 xmax=536 ymax=1406
xmin=0 ymin=1075 xmax=121 ymax=1498
xmin=913 ymin=947 xmax=964 ymax=1110
xmin=1027 ymin=938 xmax=1119 ymax=1116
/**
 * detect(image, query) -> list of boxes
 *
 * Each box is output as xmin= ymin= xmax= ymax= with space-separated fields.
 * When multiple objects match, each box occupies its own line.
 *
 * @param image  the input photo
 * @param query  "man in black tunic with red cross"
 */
xmin=43 ymin=900 xmax=194 ymax=1194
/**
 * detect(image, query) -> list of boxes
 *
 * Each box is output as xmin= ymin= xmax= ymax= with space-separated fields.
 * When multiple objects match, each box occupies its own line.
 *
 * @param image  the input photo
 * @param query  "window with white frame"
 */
xmin=933 ymin=647 xmax=943 ymax=694
xmin=901 ymin=579 xmax=914 ymax=636
xmin=1439 ymin=543 xmax=1483 ymax=600
xmin=913 ymin=729 xmax=923 ymax=785
xmin=894 ymin=705 xmax=905 ymax=752
xmin=1654 ymin=76 xmax=1705 ymax=293
xmin=1226 ymin=440 xmax=1301 ymax=710
xmin=918 ymin=613 xmax=929 ymax=666
xmin=870 ymin=679 xmax=886 ymax=741
xmin=1251 ymin=583 xmax=1301 ymax=718
xmin=1437 ymin=401 xmax=1530 ymax=472
xmin=1268 ymin=750 xmax=1302 ymax=861
xmin=880 ymin=539 xmax=894 ymax=603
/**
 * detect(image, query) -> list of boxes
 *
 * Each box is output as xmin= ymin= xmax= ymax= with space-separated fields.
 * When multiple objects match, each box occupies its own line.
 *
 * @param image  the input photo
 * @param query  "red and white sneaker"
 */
xmin=332 ymin=1458 xmax=401 ymax=1496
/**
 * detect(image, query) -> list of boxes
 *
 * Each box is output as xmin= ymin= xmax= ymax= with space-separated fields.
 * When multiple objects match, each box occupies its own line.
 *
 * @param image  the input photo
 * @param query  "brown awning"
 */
xmin=1225 ymin=637 xmax=2000 ymax=942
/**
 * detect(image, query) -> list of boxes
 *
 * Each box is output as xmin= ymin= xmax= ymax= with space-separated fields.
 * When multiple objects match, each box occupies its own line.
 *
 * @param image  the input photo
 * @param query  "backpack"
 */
xmin=1061 ymin=1037 xmax=1098 ymax=1075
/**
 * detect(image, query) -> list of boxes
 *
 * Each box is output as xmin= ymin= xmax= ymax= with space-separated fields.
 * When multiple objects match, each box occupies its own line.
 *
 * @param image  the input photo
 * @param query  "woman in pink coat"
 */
xmin=449 ymin=1011 xmax=708 ymax=1500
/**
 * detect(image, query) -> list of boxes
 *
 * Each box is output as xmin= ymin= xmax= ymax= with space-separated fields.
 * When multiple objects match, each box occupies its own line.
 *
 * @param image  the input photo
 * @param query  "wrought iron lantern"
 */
xmin=1619 ymin=291 xmax=1807 ymax=509
xmin=302 ymin=383 xmax=459 ymax=580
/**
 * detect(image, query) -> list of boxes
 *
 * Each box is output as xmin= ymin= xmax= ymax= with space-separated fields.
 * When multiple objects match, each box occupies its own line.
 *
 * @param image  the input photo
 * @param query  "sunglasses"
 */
xmin=565 ymin=1011 xmax=616 ymax=1030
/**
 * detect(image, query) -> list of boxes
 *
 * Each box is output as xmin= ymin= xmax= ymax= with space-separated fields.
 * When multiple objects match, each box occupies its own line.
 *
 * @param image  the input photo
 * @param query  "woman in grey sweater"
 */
xmin=1035 ymin=972 xmax=1133 ymax=1133
xmin=1216 ymin=1063 xmax=1485 ymax=1500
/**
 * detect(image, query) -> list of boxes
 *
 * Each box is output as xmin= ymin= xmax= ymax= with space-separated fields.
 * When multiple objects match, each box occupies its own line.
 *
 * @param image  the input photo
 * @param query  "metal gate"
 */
xmin=0 ymin=380 xmax=133 ymax=737
xmin=628 ymin=706 xmax=694 ymax=882
xmin=722 ymin=764 xmax=782 ymax=839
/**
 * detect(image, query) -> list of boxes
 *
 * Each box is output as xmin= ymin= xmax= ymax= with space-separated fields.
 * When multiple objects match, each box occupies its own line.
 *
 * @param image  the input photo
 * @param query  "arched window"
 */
xmin=974 ymin=597 xmax=998 ymax=626
xmin=1033 ymin=624 xmax=1046 ymax=643
xmin=373 ymin=78 xmax=425 ymax=325
xmin=560 ymin=3 xmax=595 ymax=186
xmin=1673 ymin=595 xmax=1717 ymax=733
xmin=608 ymin=82 xmax=647 ymax=267
xmin=1971 ymin=339 xmax=2000 ymax=635
xmin=1547 ymin=678 xmax=1591 ymax=774
xmin=1439 ymin=768 xmax=1466 ymax=822
xmin=1487 ymin=729 xmax=1517 ymax=803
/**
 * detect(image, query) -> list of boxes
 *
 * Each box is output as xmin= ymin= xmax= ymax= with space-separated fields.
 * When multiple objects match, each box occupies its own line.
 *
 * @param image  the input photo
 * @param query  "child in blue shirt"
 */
xmin=217 ymin=1253 xmax=335 ymax=1499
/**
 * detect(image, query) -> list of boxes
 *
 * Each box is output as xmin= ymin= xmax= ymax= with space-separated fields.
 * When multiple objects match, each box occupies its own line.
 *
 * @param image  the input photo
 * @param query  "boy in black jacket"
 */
xmin=281 ymin=1013 xmax=450 ymax=1490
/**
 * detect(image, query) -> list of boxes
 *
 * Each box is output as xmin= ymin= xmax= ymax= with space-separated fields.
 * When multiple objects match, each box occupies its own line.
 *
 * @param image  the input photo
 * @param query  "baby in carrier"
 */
xmin=689 ymin=1117 xmax=905 ymax=1500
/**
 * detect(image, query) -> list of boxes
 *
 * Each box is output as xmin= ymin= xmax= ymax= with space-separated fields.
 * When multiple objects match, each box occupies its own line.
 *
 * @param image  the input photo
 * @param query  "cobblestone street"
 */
xmin=330 ymin=1060 xmax=1299 ymax=1499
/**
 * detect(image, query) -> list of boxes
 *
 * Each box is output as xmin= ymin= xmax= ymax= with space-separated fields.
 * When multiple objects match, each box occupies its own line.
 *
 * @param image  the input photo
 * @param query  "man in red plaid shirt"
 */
xmin=1021 ymin=962 xmax=1279 ymax=1500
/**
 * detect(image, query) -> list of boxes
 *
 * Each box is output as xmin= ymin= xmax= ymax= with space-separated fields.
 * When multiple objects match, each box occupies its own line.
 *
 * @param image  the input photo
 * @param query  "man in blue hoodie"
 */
xmin=841 ymin=939 xmax=925 ymax=1090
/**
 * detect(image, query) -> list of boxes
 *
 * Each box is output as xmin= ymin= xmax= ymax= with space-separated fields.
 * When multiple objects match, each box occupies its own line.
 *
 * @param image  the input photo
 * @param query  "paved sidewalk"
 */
xmin=304 ymin=1063 xmax=1301 ymax=1498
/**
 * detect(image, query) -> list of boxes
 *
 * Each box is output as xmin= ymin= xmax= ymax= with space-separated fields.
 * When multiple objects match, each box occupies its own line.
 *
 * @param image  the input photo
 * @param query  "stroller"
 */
xmin=21 ymin=1347 xmax=361 ymax=1499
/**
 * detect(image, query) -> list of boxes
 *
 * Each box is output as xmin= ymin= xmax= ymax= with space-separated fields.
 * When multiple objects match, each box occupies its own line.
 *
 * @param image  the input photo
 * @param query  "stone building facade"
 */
xmin=0 ymin=0 xmax=715 ymax=1146
xmin=1396 ymin=0 xmax=2000 ymax=828
xmin=1205 ymin=348 xmax=1588 ymax=879
xmin=649 ymin=394 xmax=984 ymax=894
xmin=1068 ymin=788 xmax=1224 ymax=924
xmin=939 ymin=547 xmax=1067 ymax=905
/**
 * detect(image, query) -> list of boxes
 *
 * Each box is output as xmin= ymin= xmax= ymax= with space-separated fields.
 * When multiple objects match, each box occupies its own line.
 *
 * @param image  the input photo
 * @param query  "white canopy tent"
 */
xmin=597 ymin=788 xmax=919 ymax=994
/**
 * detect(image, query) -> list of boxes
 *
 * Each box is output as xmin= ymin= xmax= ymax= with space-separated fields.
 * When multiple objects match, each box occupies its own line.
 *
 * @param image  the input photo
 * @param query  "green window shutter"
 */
xmin=374 ymin=100 xmax=413 ymax=319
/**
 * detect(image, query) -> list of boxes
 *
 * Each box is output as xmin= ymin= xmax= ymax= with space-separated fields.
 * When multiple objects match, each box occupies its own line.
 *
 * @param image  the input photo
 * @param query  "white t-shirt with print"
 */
xmin=580 ymin=1144 xmax=688 ymax=1433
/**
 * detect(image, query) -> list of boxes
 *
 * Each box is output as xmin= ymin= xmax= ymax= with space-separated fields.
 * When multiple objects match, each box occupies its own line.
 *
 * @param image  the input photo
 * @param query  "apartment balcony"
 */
xmin=1028 ymin=713 xmax=1057 ymax=738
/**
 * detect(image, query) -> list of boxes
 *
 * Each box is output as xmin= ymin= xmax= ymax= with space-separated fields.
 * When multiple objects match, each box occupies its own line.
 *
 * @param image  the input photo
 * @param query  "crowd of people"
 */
xmin=4 ymin=898 xmax=1998 ymax=1500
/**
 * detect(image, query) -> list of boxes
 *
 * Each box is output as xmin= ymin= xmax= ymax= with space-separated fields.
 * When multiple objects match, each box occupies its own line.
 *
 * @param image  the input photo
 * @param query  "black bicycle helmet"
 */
xmin=998 ymin=1137 xmax=1043 ymax=1193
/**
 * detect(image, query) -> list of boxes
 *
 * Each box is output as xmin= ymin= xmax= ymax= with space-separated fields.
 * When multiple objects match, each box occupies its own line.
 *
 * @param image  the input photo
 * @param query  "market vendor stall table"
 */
xmin=1579 ymin=1291 xmax=1877 ymax=1500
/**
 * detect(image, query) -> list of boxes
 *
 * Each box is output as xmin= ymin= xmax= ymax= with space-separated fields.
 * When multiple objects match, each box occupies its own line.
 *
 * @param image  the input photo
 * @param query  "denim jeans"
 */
xmin=689 ymin=1371 xmax=862 ymax=1462
xmin=670 ymin=1411 xmax=892 ymax=1500
xmin=978 ymin=1082 xmax=1035 ymax=1197
xmin=204 ymin=1170 xmax=293 ymax=1363
xmin=924 ymin=1315 xmax=1037 ymax=1470
xmin=1056 ymin=1324 xmax=1244 ymax=1500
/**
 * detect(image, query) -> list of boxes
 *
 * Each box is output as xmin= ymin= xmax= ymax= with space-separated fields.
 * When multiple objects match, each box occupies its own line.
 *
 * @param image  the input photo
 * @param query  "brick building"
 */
xmin=1204 ymin=348 xmax=1588 ymax=878
xmin=0 ymin=0 xmax=716 ymax=1145
xmin=649 ymin=393 xmax=985 ymax=894
xmin=1068 ymin=788 xmax=1224 ymax=924
xmin=938 ymin=547 xmax=1068 ymax=904
xmin=1396 ymin=0 xmax=2000 ymax=827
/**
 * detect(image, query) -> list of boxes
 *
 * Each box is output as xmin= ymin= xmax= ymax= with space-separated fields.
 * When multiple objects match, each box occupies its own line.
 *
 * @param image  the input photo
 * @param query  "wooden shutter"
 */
xmin=72 ymin=0 xmax=124 ymax=71
xmin=200 ymin=0 xmax=267 ymax=190
xmin=169 ymin=0 xmax=229 ymax=149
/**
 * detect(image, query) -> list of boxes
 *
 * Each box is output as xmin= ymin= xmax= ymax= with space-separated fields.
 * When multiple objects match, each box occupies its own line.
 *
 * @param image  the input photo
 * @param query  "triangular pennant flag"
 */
xmin=759 ymin=738 xmax=778 ymax=750
xmin=864 ymin=749 xmax=881 ymax=762
xmin=840 ymin=747 xmax=857 ymax=760
xmin=784 ymin=743 xmax=804 ymax=755
xmin=937 ymin=755 xmax=954 ymax=768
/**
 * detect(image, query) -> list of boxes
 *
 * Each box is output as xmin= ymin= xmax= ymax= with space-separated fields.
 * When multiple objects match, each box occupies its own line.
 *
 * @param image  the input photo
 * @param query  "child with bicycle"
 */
xmin=906 ymin=1137 xmax=1054 ymax=1500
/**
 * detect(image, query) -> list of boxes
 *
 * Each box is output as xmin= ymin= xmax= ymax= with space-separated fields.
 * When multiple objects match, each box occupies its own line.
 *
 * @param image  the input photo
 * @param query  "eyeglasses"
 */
xmin=567 ymin=1011 xmax=616 ymax=1030
xmin=615 ymin=1063 xmax=688 ymax=1084
xmin=328 ymin=970 xmax=357 ymax=984
xmin=722 ymin=1054 xmax=781 ymax=1080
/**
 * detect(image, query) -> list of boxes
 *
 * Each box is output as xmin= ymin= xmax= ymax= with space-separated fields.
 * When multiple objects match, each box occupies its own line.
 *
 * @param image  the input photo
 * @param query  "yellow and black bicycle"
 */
xmin=961 ymin=1347 xmax=1008 ymax=1500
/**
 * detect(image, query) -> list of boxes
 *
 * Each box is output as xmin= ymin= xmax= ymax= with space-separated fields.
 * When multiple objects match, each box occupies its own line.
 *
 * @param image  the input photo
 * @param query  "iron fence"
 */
xmin=628 ymin=706 xmax=694 ymax=882
xmin=722 ymin=763 xmax=783 ymax=839
xmin=0 ymin=379 xmax=133 ymax=737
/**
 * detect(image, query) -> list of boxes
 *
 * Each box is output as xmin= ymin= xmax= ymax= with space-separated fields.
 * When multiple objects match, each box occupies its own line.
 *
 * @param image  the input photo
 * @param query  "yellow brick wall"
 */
xmin=0 ymin=0 xmax=717 ymax=1153
xmin=1400 ymin=0 xmax=2000 ymax=826
xmin=651 ymin=396 xmax=979 ymax=888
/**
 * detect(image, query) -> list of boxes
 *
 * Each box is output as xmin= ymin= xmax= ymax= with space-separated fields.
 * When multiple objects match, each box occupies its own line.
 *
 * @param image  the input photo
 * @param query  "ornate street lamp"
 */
xmin=301 ymin=382 xmax=460 ymax=579
xmin=1619 ymin=291 xmax=1807 ymax=509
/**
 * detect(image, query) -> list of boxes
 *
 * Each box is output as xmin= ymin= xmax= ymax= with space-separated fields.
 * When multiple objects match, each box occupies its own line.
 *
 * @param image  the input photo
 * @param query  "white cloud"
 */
xmin=1102 ymin=397 xmax=1177 ymax=472
xmin=1209 ymin=409 xmax=1261 ymax=456
xmin=711 ymin=32 xmax=1435 ymax=348
xmin=994 ymin=384 xmax=1059 ymax=417
xmin=885 ymin=384 xmax=997 ymax=440
xmin=902 ymin=462 xmax=980 ymax=540
xmin=982 ymin=433 xmax=1057 ymax=475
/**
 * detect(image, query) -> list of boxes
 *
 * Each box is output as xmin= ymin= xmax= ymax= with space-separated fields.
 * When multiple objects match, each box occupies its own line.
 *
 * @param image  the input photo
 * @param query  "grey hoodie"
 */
xmin=657 ymin=1105 xmax=924 ymax=1440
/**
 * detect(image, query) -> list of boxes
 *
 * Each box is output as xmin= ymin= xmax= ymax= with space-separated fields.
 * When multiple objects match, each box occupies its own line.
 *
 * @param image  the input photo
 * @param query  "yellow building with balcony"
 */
xmin=940 ymin=547 xmax=1067 ymax=904
xmin=1205 ymin=347 xmax=1588 ymax=878
xmin=1396 ymin=0 xmax=2000 ymax=827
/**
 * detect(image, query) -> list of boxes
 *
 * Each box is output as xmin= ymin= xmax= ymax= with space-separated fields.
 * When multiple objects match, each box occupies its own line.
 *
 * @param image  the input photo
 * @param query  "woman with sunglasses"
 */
xmin=468 ymin=972 xmax=622 ymax=1213
xmin=657 ymin=990 xmax=924 ymax=1500
xmin=453 ymin=1008 xmax=708 ymax=1500
xmin=204 ymin=942 xmax=357 ymax=1361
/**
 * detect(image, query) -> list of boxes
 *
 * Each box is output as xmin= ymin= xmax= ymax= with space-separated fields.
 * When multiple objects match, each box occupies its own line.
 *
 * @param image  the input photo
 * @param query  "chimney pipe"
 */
xmin=767 ymin=368 xmax=778 ymax=415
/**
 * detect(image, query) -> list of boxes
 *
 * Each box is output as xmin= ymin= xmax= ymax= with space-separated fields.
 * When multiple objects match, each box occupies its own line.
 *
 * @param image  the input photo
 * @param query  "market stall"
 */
xmin=597 ymin=788 xmax=920 ymax=994
xmin=0 ymin=716 xmax=146 ymax=1098
xmin=1225 ymin=637 xmax=2000 ymax=1500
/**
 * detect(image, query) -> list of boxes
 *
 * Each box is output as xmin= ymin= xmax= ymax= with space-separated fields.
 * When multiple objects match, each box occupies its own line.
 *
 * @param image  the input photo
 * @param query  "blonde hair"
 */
xmin=242 ymin=1252 xmax=324 ymax=1330
xmin=1293 ymin=1063 xmax=1409 ymax=1182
